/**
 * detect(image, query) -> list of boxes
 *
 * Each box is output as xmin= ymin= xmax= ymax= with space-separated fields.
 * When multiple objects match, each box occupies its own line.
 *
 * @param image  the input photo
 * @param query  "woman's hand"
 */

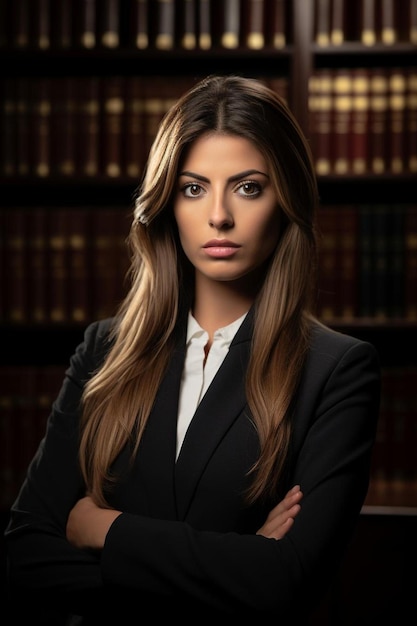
xmin=66 ymin=495 xmax=122 ymax=551
xmin=256 ymin=485 xmax=303 ymax=539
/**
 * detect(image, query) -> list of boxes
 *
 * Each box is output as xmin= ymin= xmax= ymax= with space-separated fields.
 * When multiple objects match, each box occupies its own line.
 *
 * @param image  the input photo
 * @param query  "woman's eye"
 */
xmin=183 ymin=183 xmax=204 ymax=197
xmin=236 ymin=180 xmax=262 ymax=197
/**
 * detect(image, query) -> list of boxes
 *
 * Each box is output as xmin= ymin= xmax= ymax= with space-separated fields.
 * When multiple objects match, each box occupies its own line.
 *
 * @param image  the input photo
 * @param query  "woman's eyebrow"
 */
xmin=178 ymin=169 xmax=269 ymax=183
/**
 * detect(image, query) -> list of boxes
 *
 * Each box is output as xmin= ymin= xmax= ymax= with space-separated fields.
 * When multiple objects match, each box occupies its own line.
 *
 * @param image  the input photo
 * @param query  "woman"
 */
xmin=5 ymin=75 xmax=380 ymax=622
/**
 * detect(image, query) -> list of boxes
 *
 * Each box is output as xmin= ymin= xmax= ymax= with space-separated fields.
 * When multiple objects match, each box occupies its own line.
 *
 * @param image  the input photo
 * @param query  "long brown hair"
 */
xmin=79 ymin=75 xmax=320 ymax=506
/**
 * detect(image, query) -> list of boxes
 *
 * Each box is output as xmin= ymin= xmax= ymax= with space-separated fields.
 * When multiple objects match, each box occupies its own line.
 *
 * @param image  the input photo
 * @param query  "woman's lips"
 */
xmin=203 ymin=240 xmax=240 ymax=258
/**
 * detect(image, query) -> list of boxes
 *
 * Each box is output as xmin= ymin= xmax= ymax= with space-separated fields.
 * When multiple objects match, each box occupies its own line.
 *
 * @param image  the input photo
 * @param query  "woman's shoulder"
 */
xmin=309 ymin=320 xmax=379 ymax=363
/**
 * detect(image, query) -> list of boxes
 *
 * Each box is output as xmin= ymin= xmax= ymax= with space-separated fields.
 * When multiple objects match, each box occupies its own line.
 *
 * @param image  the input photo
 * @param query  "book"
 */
xmin=411 ymin=0 xmax=417 ymax=44
xmin=16 ymin=78 xmax=30 ymax=176
xmin=406 ymin=67 xmax=417 ymax=173
xmin=51 ymin=77 xmax=77 ymax=177
xmin=155 ymin=0 xmax=175 ymax=49
xmin=309 ymin=69 xmax=333 ymax=175
xmin=100 ymin=0 xmax=120 ymax=48
xmin=269 ymin=0 xmax=286 ymax=49
xmin=50 ymin=0 xmax=74 ymax=48
xmin=372 ymin=204 xmax=390 ymax=320
xmin=102 ymin=76 xmax=126 ymax=178
xmin=330 ymin=0 xmax=345 ymax=44
xmin=316 ymin=206 xmax=339 ymax=320
xmin=221 ymin=0 xmax=240 ymax=48
xmin=10 ymin=0 xmax=31 ymax=48
xmin=47 ymin=208 xmax=69 ymax=323
xmin=181 ymin=0 xmax=197 ymax=49
xmin=78 ymin=0 xmax=96 ymax=48
xmin=131 ymin=0 xmax=149 ymax=49
xmin=29 ymin=207 xmax=49 ymax=324
xmin=245 ymin=0 xmax=264 ymax=50
xmin=337 ymin=205 xmax=359 ymax=319
xmin=381 ymin=0 xmax=396 ymax=44
xmin=332 ymin=68 xmax=353 ymax=175
xmin=198 ymin=0 xmax=211 ymax=49
xmin=4 ymin=208 xmax=29 ymax=324
xmin=368 ymin=68 xmax=389 ymax=174
xmin=125 ymin=76 xmax=145 ymax=178
xmin=361 ymin=0 xmax=377 ymax=46
xmin=0 ymin=367 xmax=17 ymax=508
xmin=33 ymin=0 xmax=51 ymax=49
xmin=0 ymin=79 xmax=17 ymax=177
xmin=67 ymin=209 xmax=91 ymax=323
xmin=404 ymin=204 xmax=417 ymax=321
xmin=386 ymin=204 xmax=405 ymax=318
xmin=315 ymin=0 xmax=331 ymax=46
xmin=351 ymin=67 xmax=370 ymax=174
xmin=358 ymin=204 xmax=373 ymax=318
xmin=30 ymin=77 xmax=52 ymax=178
xmin=387 ymin=68 xmax=407 ymax=173
xmin=76 ymin=76 xmax=100 ymax=177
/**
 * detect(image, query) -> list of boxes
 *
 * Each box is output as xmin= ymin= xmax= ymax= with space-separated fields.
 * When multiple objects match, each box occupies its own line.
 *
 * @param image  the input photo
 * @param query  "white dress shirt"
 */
xmin=176 ymin=310 xmax=247 ymax=459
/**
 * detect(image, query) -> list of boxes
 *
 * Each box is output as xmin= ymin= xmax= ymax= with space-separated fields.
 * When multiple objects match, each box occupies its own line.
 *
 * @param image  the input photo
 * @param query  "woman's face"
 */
xmin=173 ymin=133 xmax=281 ymax=287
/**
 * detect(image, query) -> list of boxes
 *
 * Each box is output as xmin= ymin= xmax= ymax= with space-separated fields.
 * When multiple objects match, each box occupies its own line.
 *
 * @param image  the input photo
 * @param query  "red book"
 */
xmin=350 ymin=67 xmax=370 ymax=174
xmin=368 ymin=68 xmax=389 ymax=174
xmin=406 ymin=67 xmax=417 ymax=173
xmin=404 ymin=204 xmax=417 ymax=321
xmin=332 ymin=68 xmax=353 ymax=174
xmin=308 ymin=69 xmax=333 ymax=175
xmin=101 ymin=76 xmax=126 ymax=178
xmin=387 ymin=68 xmax=407 ymax=174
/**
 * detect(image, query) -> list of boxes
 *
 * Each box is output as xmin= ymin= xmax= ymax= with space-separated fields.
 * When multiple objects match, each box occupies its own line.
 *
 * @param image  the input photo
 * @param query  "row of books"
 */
xmin=0 ymin=0 xmax=288 ymax=51
xmin=314 ymin=0 xmax=417 ymax=46
xmin=316 ymin=204 xmax=417 ymax=322
xmin=2 ymin=203 xmax=416 ymax=326
xmin=2 ymin=207 xmax=131 ymax=325
xmin=1 ymin=363 xmax=415 ymax=510
xmin=0 ymin=74 xmax=288 ymax=179
xmin=309 ymin=66 xmax=417 ymax=175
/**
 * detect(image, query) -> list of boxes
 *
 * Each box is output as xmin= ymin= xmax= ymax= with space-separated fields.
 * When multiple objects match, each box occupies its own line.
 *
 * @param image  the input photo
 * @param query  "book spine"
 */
xmin=388 ymin=68 xmax=407 ymax=174
xmin=47 ymin=208 xmax=69 ymax=323
xmin=30 ymin=77 xmax=52 ymax=178
xmin=155 ymin=0 xmax=175 ymax=49
xmin=33 ymin=0 xmax=51 ymax=49
xmin=0 ymin=79 xmax=17 ymax=177
xmin=361 ymin=0 xmax=376 ymax=46
xmin=386 ymin=204 xmax=405 ymax=318
xmin=269 ymin=0 xmax=286 ymax=49
xmin=351 ymin=67 xmax=370 ymax=174
xmin=315 ymin=0 xmax=330 ymax=46
xmin=0 ymin=367 xmax=15 ymax=508
xmin=333 ymin=68 xmax=353 ymax=174
xmin=68 ymin=209 xmax=91 ymax=324
xmin=317 ymin=206 xmax=339 ymax=321
xmin=358 ymin=204 xmax=373 ymax=318
xmin=16 ymin=78 xmax=30 ymax=176
xmin=131 ymin=0 xmax=149 ymax=49
xmin=404 ymin=204 xmax=417 ymax=321
xmin=411 ymin=0 xmax=417 ymax=44
xmin=245 ymin=0 xmax=265 ymax=50
xmin=198 ymin=0 xmax=212 ymax=49
xmin=406 ymin=67 xmax=417 ymax=173
xmin=51 ymin=77 xmax=77 ymax=177
xmin=4 ymin=208 xmax=28 ymax=323
xmin=372 ymin=204 xmax=390 ymax=320
xmin=309 ymin=69 xmax=333 ymax=175
xmin=11 ymin=0 xmax=31 ymax=48
xmin=330 ymin=0 xmax=345 ymax=44
xmin=50 ymin=0 xmax=74 ymax=48
xmin=100 ymin=0 xmax=120 ymax=48
xmin=101 ymin=76 xmax=126 ymax=178
xmin=181 ymin=0 xmax=197 ymax=49
xmin=369 ymin=68 xmax=389 ymax=174
xmin=221 ymin=0 xmax=240 ymax=48
xmin=337 ymin=204 xmax=359 ymax=320
xmin=29 ymin=207 xmax=49 ymax=324
xmin=381 ymin=0 xmax=396 ymax=44
xmin=125 ymin=76 xmax=145 ymax=178
xmin=78 ymin=0 xmax=96 ymax=48
xmin=76 ymin=76 xmax=100 ymax=177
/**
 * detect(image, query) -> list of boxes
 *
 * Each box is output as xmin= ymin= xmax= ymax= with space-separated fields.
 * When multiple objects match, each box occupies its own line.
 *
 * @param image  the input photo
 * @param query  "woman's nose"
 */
xmin=208 ymin=195 xmax=234 ymax=229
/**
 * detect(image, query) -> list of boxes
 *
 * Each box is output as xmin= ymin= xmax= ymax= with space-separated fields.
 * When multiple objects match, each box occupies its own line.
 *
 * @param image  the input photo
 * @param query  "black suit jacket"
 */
xmin=5 ymin=313 xmax=381 ymax=621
